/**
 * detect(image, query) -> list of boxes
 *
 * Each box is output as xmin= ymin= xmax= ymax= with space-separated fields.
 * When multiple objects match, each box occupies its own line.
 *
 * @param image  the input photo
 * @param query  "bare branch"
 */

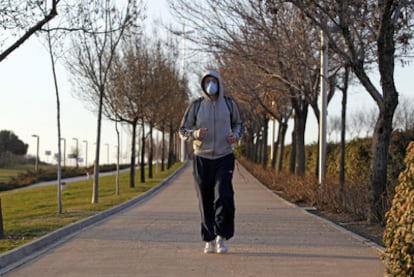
xmin=0 ymin=0 xmax=60 ymax=62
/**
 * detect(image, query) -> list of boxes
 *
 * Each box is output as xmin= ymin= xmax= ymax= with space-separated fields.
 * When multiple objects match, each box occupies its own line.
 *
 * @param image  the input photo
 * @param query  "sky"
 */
xmin=0 ymin=0 xmax=413 ymax=166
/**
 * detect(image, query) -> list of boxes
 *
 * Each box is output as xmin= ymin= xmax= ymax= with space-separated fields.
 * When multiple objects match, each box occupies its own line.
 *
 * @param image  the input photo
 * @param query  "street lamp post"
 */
xmin=319 ymin=30 xmax=328 ymax=188
xmin=61 ymin=138 xmax=66 ymax=168
xmin=72 ymin=137 xmax=79 ymax=168
xmin=318 ymin=24 xmax=340 ymax=193
xmin=172 ymin=25 xmax=195 ymax=162
xmin=83 ymin=140 xmax=88 ymax=167
xmin=32 ymin=134 xmax=39 ymax=173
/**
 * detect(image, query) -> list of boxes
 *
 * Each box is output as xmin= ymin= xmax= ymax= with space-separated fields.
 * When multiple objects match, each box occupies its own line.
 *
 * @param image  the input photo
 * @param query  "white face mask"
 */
xmin=205 ymin=81 xmax=218 ymax=95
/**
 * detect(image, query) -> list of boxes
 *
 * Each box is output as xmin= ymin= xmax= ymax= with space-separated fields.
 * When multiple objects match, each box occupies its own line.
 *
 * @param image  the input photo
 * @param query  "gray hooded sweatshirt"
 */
xmin=179 ymin=70 xmax=243 ymax=159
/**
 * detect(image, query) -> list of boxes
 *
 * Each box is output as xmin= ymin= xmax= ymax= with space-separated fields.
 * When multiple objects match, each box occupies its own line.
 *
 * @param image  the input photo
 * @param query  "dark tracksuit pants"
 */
xmin=193 ymin=153 xmax=235 ymax=242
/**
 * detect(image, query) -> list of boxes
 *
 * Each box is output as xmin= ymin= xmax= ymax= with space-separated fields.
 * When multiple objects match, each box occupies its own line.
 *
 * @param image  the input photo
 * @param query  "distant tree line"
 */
xmin=0 ymin=130 xmax=28 ymax=168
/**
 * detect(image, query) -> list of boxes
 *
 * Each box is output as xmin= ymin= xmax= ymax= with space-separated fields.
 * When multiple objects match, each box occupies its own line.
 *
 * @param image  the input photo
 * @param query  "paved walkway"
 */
xmin=2 ymin=162 xmax=384 ymax=276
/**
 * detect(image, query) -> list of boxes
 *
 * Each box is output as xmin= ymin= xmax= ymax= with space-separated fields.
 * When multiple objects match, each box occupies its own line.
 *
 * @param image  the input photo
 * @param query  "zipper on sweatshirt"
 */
xmin=212 ymin=101 xmax=216 ymax=156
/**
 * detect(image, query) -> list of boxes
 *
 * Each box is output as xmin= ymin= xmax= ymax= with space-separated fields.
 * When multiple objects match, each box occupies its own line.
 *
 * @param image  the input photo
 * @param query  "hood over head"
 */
xmin=200 ymin=70 xmax=224 ymax=99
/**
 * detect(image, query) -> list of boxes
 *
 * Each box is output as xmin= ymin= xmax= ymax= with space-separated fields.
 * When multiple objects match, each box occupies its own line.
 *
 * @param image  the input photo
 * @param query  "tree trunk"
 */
xmin=148 ymin=124 xmax=153 ymax=179
xmin=47 ymin=28 xmax=63 ymax=214
xmin=289 ymin=130 xmax=296 ymax=174
xmin=367 ymin=2 xmax=398 ymax=223
xmin=129 ymin=121 xmax=137 ymax=188
xmin=276 ymin=121 xmax=288 ymax=173
xmin=168 ymin=124 xmax=174 ymax=169
xmin=262 ymin=115 xmax=269 ymax=168
xmin=92 ymin=88 xmax=104 ymax=204
xmin=254 ymin=133 xmax=260 ymax=163
xmin=339 ymin=67 xmax=349 ymax=206
xmin=161 ymin=129 xmax=165 ymax=172
xmin=115 ymin=120 xmax=120 ymax=196
xmin=294 ymin=105 xmax=308 ymax=176
xmin=140 ymin=121 xmax=146 ymax=183
xmin=368 ymin=111 xmax=395 ymax=223
xmin=271 ymin=138 xmax=278 ymax=169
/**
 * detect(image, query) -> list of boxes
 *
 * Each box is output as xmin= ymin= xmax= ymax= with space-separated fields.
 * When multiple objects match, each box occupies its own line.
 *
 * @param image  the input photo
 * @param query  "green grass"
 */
xmin=0 ymin=163 xmax=182 ymax=254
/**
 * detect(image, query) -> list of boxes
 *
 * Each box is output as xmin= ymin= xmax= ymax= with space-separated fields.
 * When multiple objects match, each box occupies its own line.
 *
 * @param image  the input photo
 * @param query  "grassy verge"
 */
xmin=0 ymin=163 xmax=182 ymax=254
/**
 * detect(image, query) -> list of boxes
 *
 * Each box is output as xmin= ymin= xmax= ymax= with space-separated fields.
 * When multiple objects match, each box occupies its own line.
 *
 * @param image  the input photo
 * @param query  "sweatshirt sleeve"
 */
xmin=230 ymin=98 xmax=244 ymax=141
xmin=179 ymin=100 xmax=197 ymax=141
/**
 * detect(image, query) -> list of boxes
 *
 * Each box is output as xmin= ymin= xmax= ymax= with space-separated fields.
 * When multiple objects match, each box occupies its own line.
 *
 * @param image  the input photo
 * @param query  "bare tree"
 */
xmin=40 ymin=0 xmax=116 ymax=213
xmin=154 ymin=43 xmax=187 ymax=171
xmin=105 ymin=30 xmax=186 ymax=185
xmin=144 ymin=41 xmax=170 ymax=179
xmin=171 ymin=0 xmax=414 ymax=223
xmin=273 ymin=0 xmax=413 ymax=222
xmin=66 ymin=0 xmax=142 ymax=203
xmin=46 ymin=26 xmax=64 ymax=213
xmin=169 ymin=0 xmax=346 ymax=176
xmin=4 ymin=0 xmax=96 ymax=213
xmin=217 ymin=51 xmax=293 ymax=170
xmin=105 ymin=35 xmax=148 ymax=188
xmin=2 ymin=0 xmax=64 ymax=214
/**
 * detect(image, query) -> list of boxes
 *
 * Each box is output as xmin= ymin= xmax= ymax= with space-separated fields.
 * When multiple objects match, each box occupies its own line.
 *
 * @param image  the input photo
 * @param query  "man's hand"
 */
xmin=227 ymin=134 xmax=237 ymax=144
xmin=194 ymin=128 xmax=208 ymax=139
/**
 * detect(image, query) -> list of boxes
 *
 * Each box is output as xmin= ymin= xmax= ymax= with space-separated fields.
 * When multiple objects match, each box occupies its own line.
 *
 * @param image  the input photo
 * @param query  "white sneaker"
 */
xmin=203 ymin=241 xmax=215 ymax=254
xmin=215 ymin=236 xmax=228 ymax=254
